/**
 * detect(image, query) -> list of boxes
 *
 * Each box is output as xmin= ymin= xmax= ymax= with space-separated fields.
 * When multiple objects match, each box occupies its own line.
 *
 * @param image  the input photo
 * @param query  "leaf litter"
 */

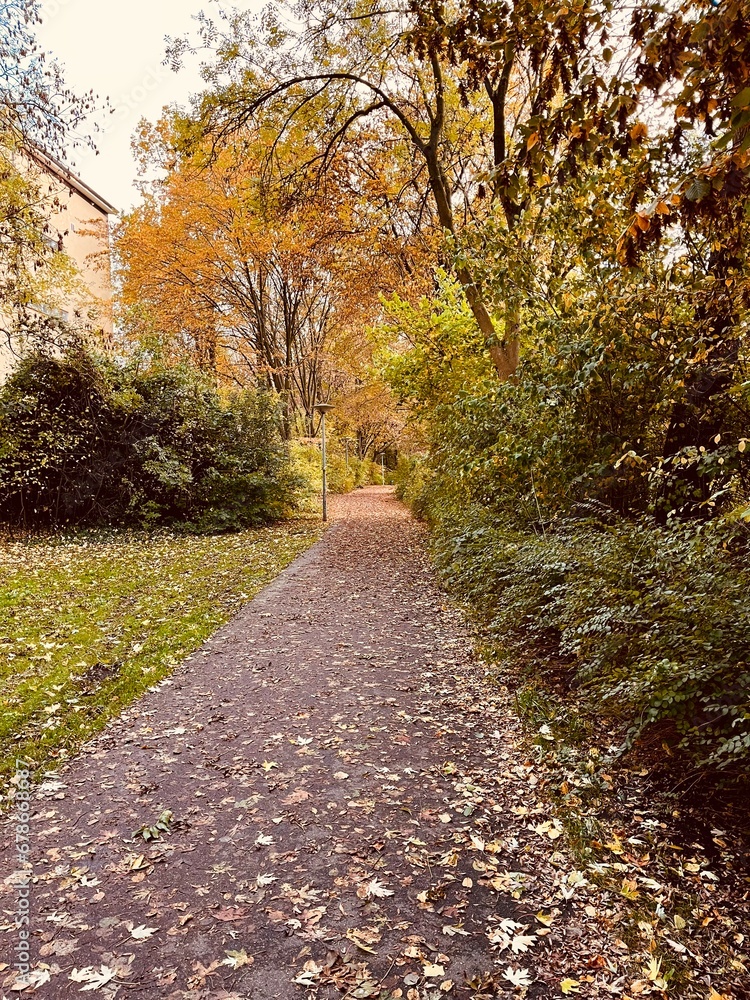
xmin=0 ymin=488 xmax=747 ymax=998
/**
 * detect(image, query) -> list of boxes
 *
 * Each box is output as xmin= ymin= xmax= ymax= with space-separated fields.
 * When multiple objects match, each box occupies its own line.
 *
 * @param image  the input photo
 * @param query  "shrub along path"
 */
xmin=0 ymin=489 xmax=743 ymax=999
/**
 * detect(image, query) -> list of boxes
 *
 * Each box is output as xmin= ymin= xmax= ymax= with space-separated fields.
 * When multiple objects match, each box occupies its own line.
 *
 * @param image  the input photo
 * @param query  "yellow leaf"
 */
xmin=527 ymin=132 xmax=540 ymax=151
xmin=561 ymin=978 xmax=581 ymax=994
xmin=621 ymin=878 xmax=640 ymax=900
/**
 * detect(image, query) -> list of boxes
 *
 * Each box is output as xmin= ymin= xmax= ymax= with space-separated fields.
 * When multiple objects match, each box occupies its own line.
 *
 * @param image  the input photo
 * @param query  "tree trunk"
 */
xmin=457 ymin=266 xmax=519 ymax=380
xmin=425 ymin=146 xmax=520 ymax=382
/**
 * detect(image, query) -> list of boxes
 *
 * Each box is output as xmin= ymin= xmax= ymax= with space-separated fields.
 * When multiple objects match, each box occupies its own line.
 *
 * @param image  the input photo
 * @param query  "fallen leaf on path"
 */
xmin=502 ymin=966 xmax=533 ymax=988
xmin=129 ymin=924 xmax=158 ymax=940
xmin=293 ymin=960 xmax=323 ymax=987
xmin=560 ymin=978 xmax=581 ymax=994
xmin=511 ymin=934 xmax=537 ymax=954
xmin=212 ymin=907 xmax=248 ymax=922
xmin=442 ymin=923 xmax=470 ymax=937
xmin=222 ymin=949 xmax=254 ymax=969
xmin=363 ymin=878 xmax=394 ymax=899
xmin=282 ymin=788 xmax=310 ymax=804
xmin=68 ymin=966 xmax=116 ymax=991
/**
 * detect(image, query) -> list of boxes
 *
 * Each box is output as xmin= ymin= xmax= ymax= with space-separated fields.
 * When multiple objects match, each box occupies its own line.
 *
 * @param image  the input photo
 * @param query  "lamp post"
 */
xmin=314 ymin=402 xmax=335 ymax=522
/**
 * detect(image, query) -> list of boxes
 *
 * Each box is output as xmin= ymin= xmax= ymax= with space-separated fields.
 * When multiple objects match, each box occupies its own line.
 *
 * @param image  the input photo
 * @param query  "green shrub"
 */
xmin=417 ymin=485 xmax=750 ymax=775
xmin=385 ymin=260 xmax=750 ymax=784
xmin=0 ymin=348 xmax=300 ymax=529
xmin=394 ymin=454 xmax=433 ymax=518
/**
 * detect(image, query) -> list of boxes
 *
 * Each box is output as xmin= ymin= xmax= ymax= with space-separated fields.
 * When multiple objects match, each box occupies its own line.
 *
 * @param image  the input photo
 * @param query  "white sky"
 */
xmin=37 ymin=0 xmax=263 ymax=215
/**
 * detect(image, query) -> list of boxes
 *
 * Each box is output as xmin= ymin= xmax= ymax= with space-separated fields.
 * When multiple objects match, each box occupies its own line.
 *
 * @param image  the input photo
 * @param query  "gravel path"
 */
xmin=1 ymin=488 xmax=606 ymax=999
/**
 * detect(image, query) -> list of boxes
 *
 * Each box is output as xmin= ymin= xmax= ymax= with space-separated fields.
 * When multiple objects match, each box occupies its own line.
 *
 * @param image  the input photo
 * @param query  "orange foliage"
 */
xmin=116 ymin=119 xmax=432 ymax=434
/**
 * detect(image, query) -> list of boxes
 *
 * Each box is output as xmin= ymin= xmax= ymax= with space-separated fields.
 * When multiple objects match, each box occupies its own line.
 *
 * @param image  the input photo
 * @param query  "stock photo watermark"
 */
xmin=12 ymin=760 xmax=32 ymax=982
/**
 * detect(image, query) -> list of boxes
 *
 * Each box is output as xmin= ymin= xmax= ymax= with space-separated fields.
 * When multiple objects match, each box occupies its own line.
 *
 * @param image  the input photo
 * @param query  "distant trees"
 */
xmin=121 ymin=0 xmax=749 ymax=508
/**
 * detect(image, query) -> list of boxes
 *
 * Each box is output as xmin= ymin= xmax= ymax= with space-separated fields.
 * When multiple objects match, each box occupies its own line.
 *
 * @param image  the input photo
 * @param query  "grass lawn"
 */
xmin=0 ymin=520 xmax=321 ymax=800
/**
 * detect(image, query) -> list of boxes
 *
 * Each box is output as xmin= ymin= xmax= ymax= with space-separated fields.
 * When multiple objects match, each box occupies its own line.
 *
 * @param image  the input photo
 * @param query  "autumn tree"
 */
xmin=0 ymin=0 xmax=99 ymax=154
xmin=166 ymin=0 xmax=623 ymax=381
xmin=117 ymin=117 xmax=417 ymax=436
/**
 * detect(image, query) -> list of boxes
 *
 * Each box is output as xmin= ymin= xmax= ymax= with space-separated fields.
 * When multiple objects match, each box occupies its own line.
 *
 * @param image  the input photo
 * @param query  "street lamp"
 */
xmin=314 ymin=402 xmax=335 ymax=522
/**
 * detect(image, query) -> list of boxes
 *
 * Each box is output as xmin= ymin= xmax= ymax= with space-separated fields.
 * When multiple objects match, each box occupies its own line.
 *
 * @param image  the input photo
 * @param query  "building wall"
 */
xmin=0 ymin=152 xmax=115 ymax=382
xmin=47 ymin=181 xmax=114 ymax=335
